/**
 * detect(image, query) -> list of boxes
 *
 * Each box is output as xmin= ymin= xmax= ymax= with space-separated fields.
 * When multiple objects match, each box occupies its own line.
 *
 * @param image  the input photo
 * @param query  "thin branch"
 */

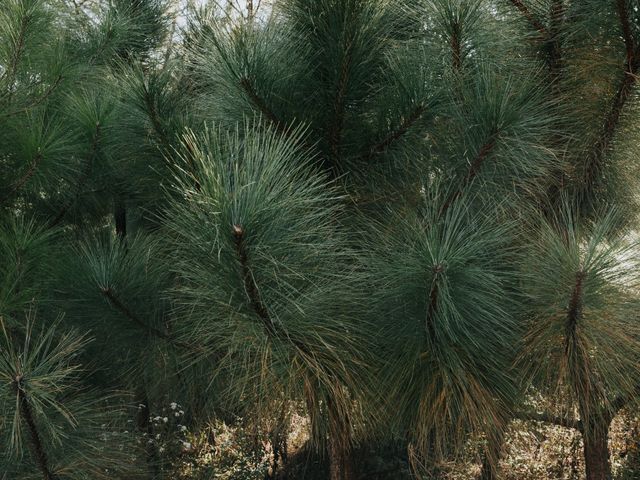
xmin=100 ymin=287 xmax=173 ymax=342
xmin=232 ymin=224 xmax=277 ymax=337
xmin=328 ymin=39 xmax=354 ymax=167
xmin=514 ymin=409 xmax=583 ymax=432
xmin=247 ymin=0 xmax=254 ymax=19
xmin=546 ymin=0 xmax=565 ymax=81
xmin=425 ymin=265 xmax=443 ymax=340
xmin=366 ymin=104 xmax=426 ymax=159
xmin=616 ymin=0 xmax=635 ymax=64
xmin=0 ymin=152 xmax=42 ymax=206
xmin=142 ymin=82 xmax=170 ymax=148
xmin=231 ymin=225 xmax=316 ymax=361
xmin=439 ymin=135 xmax=498 ymax=218
xmin=507 ymin=0 xmax=547 ymax=36
xmin=564 ymin=270 xmax=584 ymax=354
xmin=239 ymin=77 xmax=287 ymax=136
xmin=99 ymin=287 xmax=204 ymax=355
xmin=13 ymin=376 xmax=59 ymax=480
xmin=581 ymin=2 xmax=639 ymax=195
xmin=2 ymin=76 xmax=63 ymax=118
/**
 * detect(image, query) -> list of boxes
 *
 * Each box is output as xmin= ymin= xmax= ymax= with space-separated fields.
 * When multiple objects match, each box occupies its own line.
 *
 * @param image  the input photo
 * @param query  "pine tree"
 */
xmin=1 ymin=1 xmax=640 ymax=480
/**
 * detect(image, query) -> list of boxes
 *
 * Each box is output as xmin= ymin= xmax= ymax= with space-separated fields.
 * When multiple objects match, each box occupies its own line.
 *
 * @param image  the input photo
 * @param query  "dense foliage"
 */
xmin=1 ymin=1 xmax=640 ymax=479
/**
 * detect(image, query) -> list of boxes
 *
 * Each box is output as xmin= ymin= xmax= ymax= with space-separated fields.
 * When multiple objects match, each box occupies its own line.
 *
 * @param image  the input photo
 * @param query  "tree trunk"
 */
xmin=477 ymin=425 xmax=506 ymax=480
xmin=136 ymin=395 xmax=160 ymax=480
xmin=583 ymin=425 xmax=612 ymax=480
xmin=327 ymin=396 xmax=354 ymax=480
xmin=328 ymin=434 xmax=353 ymax=480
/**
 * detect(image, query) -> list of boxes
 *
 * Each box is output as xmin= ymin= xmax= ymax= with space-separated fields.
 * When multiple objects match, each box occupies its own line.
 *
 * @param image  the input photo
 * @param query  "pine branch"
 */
xmin=425 ymin=265 xmax=443 ymax=340
xmin=564 ymin=270 xmax=584 ymax=355
xmin=439 ymin=135 xmax=498 ymax=218
xmin=514 ymin=409 xmax=583 ymax=431
xmin=366 ymin=104 xmax=426 ymax=159
xmin=582 ymin=2 xmax=639 ymax=195
xmin=617 ymin=0 xmax=635 ymax=64
xmin=546 ymin=1 xmax=565 ymax=80
xmin=100 ymin=287 xmax=206 ymax=355
xmin=232 ymin=224 xmax=278 ymax=338
xmin=328 ymin=40 xmax=354 ymax=166
xmin=0 ymin=152 xmax=42 ymax=205
xmin=247 ymin=0 xmax=254 ymax=19
xmin=48 ymin=122 xmax=101 ymax=228
xmin=583 ymin=68 xmax=637 ymax=186
xmin=13 ymin=375 xmax=59 ymax=480
xmin=100 ymin=287 xmax=172 ymax=341
xmin=2 ymin=76 xmax=63 ymax=118
xmin=142 ymin=83 xmax=169 ymax=147
xmin=239 ymin=77 xmax=287 ymax=136
xmin=231 ymin=225 xmax=314 ymax=359
xmin=507 ymin=0 xmax=547 ymax=35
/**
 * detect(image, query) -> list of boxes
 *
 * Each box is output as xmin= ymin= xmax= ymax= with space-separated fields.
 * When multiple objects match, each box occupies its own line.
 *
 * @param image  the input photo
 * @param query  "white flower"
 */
xmin=155 ymin=434 xmax=161 ymax=440
xmin=159 ymin=447 xmax=165 ymax=453
xmin=180 ymin=426 xmax=187 ymax=432
xmin=170 ymin=402 xmax=177 ymax=410
xmin=174 ymin=412 xmax=180 ymax=417
xmin=162 ymin=417 xmax=168 ymax=423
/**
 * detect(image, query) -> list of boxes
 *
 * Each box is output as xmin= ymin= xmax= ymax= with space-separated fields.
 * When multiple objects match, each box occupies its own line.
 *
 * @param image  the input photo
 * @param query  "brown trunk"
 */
xmin=477 ymin=426 xmax=506 ymax=480
xmin=583 ymin=426 xmax=612 ymax=480
xmin=136 ymin=395 xmax=160 ymax=480
xmin=327 ymin=397 xmax=354 ymax=480
xmin=328 ymin=434 xmax=353 ymax=480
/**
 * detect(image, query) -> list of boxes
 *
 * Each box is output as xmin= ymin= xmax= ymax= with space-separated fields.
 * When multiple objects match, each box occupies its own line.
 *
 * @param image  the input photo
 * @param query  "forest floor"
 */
xmin=165 ymin=409 xmax=640 ymax=479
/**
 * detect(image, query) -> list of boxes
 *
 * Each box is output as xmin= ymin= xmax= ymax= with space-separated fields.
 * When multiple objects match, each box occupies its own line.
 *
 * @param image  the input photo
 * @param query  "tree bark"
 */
xmin=328 ymin=434 xmax=353 ymax=480
xmin=136 ymin=395 xmax=160 ymax=480
xmin=583 ymin=424 xmax=612 ymax=480
xmin=477 ymin=426 xmax=506 ymax=480
xmin=327 ymin=396 xmax=354 ymax=480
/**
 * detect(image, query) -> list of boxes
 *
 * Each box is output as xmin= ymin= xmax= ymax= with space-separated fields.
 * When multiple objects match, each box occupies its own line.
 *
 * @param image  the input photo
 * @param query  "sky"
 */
xmin=174 ymin=0 xmax=270 ymax=28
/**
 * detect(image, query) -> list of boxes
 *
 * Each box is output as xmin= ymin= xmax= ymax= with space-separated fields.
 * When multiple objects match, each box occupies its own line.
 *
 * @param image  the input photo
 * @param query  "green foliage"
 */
xmin=0 ymin=215 xmax=54 ymax=324
xmin=0 ymin=317 xmax=142 ymax=479
xmin=164 ymin=123 xmax=370 ymax=445
xmin=367 ymin=194 xmax=519 ymax=460
xmin=519 ymin=205 xmax=640 ymax=425
xmin=1 ymin=0 xmax=640 ymax=478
